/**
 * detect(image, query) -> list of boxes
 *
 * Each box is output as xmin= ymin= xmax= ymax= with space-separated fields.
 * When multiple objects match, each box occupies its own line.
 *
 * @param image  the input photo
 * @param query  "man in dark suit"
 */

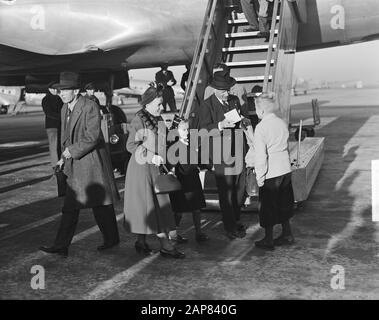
xmin=197 ymin=70 xmax=248 ymax=240
xmin=39 ymin=72 xmax=120 ymax=257
xmin=155 ymin=63 xmax=177 ymax=112
xmin=41 ymin=82 xmax=63 ymax=169
xmin=180 ymin=64 xmax=190 ymax=91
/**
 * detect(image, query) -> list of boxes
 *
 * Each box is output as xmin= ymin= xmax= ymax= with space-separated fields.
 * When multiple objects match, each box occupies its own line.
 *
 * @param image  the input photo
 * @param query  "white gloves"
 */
xmin=151 ymin=154 xmax=164 ymax=166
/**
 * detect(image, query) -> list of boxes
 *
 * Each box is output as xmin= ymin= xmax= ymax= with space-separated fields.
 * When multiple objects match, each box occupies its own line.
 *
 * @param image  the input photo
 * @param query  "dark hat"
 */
xmin=210 ymin=70 xmax=236 ymax=90
xmin=84 ymin=82 xmax=96 ymax=90
xmin=46 ymin=81 xmax=57 ymax=89
xmin=52 ymin=72 xmax=81 ymax=90
xmin=251 ymin=85 xmax=263 ymax=94
xmin=139 ymin=85 xmax=163 ymax=106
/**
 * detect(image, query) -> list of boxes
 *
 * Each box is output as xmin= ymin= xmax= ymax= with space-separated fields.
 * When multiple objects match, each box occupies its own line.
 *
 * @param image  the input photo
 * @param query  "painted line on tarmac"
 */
xmin=0 ymin=213 xmax=125 ymax=273
xmin=0 ymin=140 xmax=48 ymax=149
xmin=82 ymin=222 xmax=207 ymax=300
xmin=0 ymin=189 xmax=126 ymax=242
xmin=210 ymin=221 xmax=223 ymax=229
xmin=83 ymin=253 xmax=160 ymax=300
xmin=222 ymin=223 xmax=261 ymax=265
xmin=0 ymin=213 xmax=62 ymax=241
xmin=0 ymin=224 xmax=9 ymax=228
xmin=0 ymin=161 xmax=50 ymax=176
xmin=0 ymin=153 xmax=49 ymax=166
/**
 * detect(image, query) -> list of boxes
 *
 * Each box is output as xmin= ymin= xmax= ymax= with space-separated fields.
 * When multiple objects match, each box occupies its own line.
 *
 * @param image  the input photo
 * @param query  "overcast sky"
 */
xmin=130 ymin=40 xmax=379 ymax=85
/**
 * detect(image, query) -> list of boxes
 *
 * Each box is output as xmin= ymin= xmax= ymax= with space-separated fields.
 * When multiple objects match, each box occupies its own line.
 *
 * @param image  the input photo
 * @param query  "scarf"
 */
xmin=137 ymin=108 xmax=163 ymax=135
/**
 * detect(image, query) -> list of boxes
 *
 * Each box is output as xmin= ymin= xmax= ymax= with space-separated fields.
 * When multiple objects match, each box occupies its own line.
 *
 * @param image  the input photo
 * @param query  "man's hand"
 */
xmin=167 ymin=80 xmax=174 ymax=86
xmin=219 ymin=119 xmax=236 ymax=130
xmin=62 ymin=147 xmax=72 ymax=160
xmin=56 ymin=159 xmax=64 ymax=168
xmin=151 ymin=154 xmax=164 ymax=166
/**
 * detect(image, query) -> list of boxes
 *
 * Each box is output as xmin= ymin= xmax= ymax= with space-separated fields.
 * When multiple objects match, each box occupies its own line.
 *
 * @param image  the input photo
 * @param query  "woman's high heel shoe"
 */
xmin=135 ymin=241 xmax=153 ymax=255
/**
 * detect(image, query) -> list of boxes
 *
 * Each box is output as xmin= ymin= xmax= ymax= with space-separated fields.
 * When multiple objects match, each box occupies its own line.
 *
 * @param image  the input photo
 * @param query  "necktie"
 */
xmin=66 ymin=108 xmax=72 ymax=129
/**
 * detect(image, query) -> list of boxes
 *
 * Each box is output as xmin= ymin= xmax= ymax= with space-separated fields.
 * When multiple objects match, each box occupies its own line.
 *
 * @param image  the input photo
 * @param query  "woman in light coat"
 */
xmin=123 ymin=86 xmax=185 ymax=259
xmin=253 ymin=92 xmax=295 ymax=250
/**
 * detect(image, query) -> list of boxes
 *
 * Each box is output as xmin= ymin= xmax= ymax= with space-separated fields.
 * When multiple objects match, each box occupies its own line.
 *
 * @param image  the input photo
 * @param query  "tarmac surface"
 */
xmin=0 ymin=88 xmax=378 ymax=300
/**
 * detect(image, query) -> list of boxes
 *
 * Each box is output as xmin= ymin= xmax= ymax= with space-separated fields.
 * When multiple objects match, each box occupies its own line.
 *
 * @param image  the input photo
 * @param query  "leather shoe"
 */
xmin=170 ymin=234 xmax=189 ymax=244
xmin=135 ymin=241 xmax=153 ymax=255
xmin=254 ymin=238 xmax=275 ymax=251
xmin=160 ymin=248 xmax=185 ymax=259
xmin=225 ymin=230 xmax=239 ymax=240
xmin=236 ymin=229 xmax=247 ymax=238
xmin=274 ymin=235 xmax=295 ymax=246
xmin=97 ymin=241 xmax=119 ymax=251
xmin=195 ymin=233 xmax=210 ymax=242
xmin=244 ymin=26 xmax=259 ymax=32
xmin=39 ymin=246 xmax=68 ymax=257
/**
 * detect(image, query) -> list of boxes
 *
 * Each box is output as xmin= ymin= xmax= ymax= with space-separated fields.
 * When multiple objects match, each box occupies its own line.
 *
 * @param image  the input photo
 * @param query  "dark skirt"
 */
xmin=259 ymin=172 xmax=294 ymax=228
xmin=169 ymin=165 xmax=206 ymax=213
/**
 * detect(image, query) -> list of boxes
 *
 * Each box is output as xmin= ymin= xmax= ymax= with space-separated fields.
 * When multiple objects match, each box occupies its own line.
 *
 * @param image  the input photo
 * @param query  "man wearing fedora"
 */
xmin=39 ymin=71 xmax=120 ymax=257
xmin=197 ymin=70 xmax=248 ymax=240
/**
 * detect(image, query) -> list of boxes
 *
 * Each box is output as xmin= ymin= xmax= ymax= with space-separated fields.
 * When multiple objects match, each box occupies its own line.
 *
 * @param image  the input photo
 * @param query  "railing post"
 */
xmin=263 ymin=0 xmax=280 ymax=92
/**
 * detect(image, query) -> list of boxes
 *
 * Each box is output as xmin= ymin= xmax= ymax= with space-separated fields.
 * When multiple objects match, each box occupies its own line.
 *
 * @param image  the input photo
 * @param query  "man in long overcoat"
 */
xmin=155 ymin=63 xmax=177 ymax=112
xmin=197 ymin=70 xmax=248 ymax=240
xmin=40 ymin=72 xmax=120 ymax=257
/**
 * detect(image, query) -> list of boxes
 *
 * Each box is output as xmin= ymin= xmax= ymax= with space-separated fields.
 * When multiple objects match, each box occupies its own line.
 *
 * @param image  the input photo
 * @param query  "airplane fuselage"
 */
xmin=0 ymin=0 xmax=378 ymax=85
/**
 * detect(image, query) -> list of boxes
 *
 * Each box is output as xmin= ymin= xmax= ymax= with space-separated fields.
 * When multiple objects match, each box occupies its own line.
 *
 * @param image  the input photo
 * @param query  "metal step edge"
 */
xmin=228 ymin=16 xmax=280 ymax=24
xmin=222 ymin=44 xmax=276 ymax=52
xmin=225 ymin=30 xmax=279 ymax=38
xmin=224 ymin=60 xmax=274 ymax=67
xmin=235 ymin=75 xmax=272 ymax=82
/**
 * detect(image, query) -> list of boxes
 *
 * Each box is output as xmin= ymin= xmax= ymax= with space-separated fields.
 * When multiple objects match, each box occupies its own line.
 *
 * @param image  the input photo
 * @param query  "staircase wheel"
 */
xmin=307 ymin=128 xmax=315 ymax=137
xmin=294 ymin=128 xmax=307 ymax=141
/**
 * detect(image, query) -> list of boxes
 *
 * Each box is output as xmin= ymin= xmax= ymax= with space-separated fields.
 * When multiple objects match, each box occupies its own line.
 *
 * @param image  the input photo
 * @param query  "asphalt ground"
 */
xmin=0 ymin=89 xmax=378 ymax=300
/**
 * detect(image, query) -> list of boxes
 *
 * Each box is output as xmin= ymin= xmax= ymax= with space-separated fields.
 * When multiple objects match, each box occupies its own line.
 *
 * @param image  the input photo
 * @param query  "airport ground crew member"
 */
xmin=84 ymin=82 xmax=100 ymax=106
xmin=39 ymin=72 xmax=120 ymax=257
xmin=41 ymin=82 xmax=63 ymax=169
xmin=180 ymin=64 xmax=190 ymax=91
xmin=155 ymin=63 xmax=177 ymax=112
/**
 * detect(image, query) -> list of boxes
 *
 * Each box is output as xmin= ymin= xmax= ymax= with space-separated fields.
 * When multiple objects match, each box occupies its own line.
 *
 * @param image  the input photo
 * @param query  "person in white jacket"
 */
xmin=253 ymin=92 xmax=295 ymax=250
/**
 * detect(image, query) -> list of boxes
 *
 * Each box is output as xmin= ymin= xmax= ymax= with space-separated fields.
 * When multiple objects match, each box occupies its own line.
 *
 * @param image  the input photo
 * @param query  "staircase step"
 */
xmin=228 ymin=16 xmax=280 ymax=25
xmin=222 ymin=44 xmax=275 ymax=53
xmin=225 ymin=60 xmax=274 ymax=68
xmin=230 ymin=66 xmax=267 ymax=78
xmin=235 ymin=75 xmax=272 ymax=83
xmin=226 ymin=30 xmax=278 ymax=39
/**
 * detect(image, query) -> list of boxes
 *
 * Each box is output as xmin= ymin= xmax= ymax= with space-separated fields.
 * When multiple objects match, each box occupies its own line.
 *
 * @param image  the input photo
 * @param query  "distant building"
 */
xmin=356 ymin=81 xmax=363 ymax=89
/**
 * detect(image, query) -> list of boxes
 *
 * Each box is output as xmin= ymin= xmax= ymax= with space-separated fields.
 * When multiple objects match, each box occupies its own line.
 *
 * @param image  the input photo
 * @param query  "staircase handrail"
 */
xmin=180 ymin=0 xmax=219 ymax=119
xmin=263 ymin=0 xmax=280 ymax=92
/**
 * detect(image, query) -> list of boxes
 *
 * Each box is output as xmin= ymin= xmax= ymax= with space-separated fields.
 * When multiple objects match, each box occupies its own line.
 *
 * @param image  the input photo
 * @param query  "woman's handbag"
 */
xmin=154 ymin=165 xmax=182 ymax=195
xmin=246 ymin=167 xmax=259 ymax=197
xmin=54 ymin=163 xmax=67 ymax=197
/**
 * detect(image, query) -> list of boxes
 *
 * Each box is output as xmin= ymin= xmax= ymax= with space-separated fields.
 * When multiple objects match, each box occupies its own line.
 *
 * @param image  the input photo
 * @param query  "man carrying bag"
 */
xmin=39 ymin=72 xmax=120 ymax=257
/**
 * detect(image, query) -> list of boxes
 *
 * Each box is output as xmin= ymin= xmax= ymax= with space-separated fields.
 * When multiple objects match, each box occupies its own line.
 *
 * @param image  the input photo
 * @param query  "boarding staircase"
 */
xmin=179 ymin=0 xmax=324 ymax=205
